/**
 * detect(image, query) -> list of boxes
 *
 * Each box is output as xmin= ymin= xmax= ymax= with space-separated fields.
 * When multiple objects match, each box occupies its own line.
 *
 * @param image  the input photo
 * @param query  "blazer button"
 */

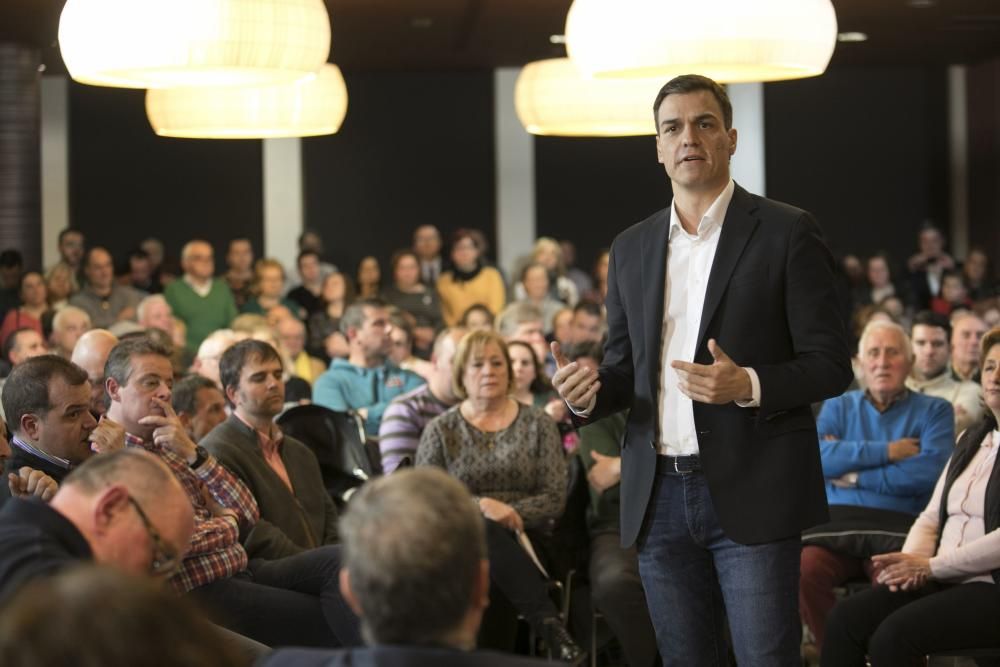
xmin=649 ymin=441 xmax=656 ymax=450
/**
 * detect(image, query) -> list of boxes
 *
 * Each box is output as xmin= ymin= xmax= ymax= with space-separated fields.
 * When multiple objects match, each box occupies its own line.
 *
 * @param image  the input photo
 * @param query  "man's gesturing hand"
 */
xmin=550 ymin=342 xmax=601 ymax=412
xmin=138 ymin=397 xmax=198 ymax=464
xmin=672 ymin=339 xmax=752 ymax=405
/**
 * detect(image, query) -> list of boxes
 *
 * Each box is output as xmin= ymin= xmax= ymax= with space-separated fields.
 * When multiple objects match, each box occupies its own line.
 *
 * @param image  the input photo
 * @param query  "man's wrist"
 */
xmin=189 ymin=445 xmax=208 ymax=468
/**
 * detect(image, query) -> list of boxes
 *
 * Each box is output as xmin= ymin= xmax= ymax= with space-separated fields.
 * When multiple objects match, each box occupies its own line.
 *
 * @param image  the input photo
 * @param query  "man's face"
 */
xmin=952 ymin=316 xmax=988 ymax=369
xmin=911 ymin=324 xmax=950 ymax=379
xmin=866 ymin=258 xmax=890 ymax=288
xmin=510 ymin=320 xmax=547 ymax=366
xmin=189 ymin=386 xmax=227 ymax=440
xmin=10 ymin=331 xmax=47 ymax=366
xmin=102 ymin=486 xmax=193 ymax=578
xmin=142 ymin=300 xmax=174 ymax=332
xmin=53 ymin=312 xmax=91 ymax=356
xmin=413 ymin=226 xmax=441 ymax=260
xmin=29 ymin=377 xmax=98 ymax=464
xmin=432 ymin=337 xmax=458 ymax=399
xmin=230 ymin=356 xmax=285 ymax=421
xmin=388 ymin=328 xmax=411 ymax=365
xmin=129 ymin=256 xmax=152 ymax=284
xmin=522 ymin=267 xmax=549 ymax=301
xmin=353 ymin=307 xmax=392 ymax=358
xmin=861 ymin=328 xmax=911 ymax=397
xmin=298 ymin=254 xmax=321 ymax=284
xmin=227 ymin=240 xmax=253 ymax=273
xmin=85 ymin=249 xmax=114 ymax=291
xmin=655 ymin=90 xmax=736 ymax=194
xmin=919 ymin=229 xmax=944 ymax=258
xmin=109 ymin=354 xmax=174 ymax=437
xmin=184 ymin=243 xmax=215 ymax=281
xmin=572 ymin=312 xmax=604 ymax=344
xmin=59 ymin=232 xmax=84 ymax=267
xmin=258 ymin=266 xmax=284 ymax=298
xmin=277 ymin=320 xmax=306 ymax=358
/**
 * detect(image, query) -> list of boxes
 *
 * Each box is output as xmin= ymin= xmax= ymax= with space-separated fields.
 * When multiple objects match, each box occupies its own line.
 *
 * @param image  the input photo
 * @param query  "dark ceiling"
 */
xmin=3 ymin=0 xmax=1000 ymax=74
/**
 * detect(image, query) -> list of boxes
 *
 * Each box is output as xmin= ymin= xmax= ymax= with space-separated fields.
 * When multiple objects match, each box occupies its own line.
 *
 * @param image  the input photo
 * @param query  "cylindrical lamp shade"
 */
xmin=566 ymin=0 xmax=837 ymax=83
xmin=515 ymin=58 xmax=658 ymax=137
xmin=58 ymin=0 xmax=331 ymax=89
xmin=146 ymin=64 xmax=348 ymax=139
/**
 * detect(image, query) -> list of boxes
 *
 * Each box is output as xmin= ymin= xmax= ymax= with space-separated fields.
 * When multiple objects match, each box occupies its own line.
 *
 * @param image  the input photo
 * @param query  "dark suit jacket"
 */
xmin=258 ymin=645 xmax=548 ymax=667
xmin=591 ymin=184 xmax=853 ymax=547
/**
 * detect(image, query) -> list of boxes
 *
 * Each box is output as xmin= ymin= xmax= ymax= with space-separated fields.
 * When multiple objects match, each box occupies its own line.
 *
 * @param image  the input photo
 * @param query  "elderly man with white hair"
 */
xmin=192 ymin=329 xmax=241 ymax=388
xmin=137 ymin=294 xmax=174 ymax=333
xmin=798 ymin=319 xmax=955 ymax=652
xmin=49 ymin=306 xmax=91 ymax=359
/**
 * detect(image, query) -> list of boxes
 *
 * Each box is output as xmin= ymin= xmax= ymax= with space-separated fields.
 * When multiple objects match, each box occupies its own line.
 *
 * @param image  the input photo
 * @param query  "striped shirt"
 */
xmin=124 ymin=432 xmax=259 ymax=593
xmin=377 ymin=385 xmax=452 ymax=473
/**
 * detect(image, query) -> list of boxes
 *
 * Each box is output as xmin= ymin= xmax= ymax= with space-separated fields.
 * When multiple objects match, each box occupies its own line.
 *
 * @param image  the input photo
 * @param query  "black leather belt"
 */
xmin=656 ymin=454 xmax=702 ymax=475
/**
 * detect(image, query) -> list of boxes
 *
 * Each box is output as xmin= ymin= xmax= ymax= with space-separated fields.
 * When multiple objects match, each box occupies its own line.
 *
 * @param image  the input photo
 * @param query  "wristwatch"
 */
xmin=190 ymin=446 xmax=209 ymax=469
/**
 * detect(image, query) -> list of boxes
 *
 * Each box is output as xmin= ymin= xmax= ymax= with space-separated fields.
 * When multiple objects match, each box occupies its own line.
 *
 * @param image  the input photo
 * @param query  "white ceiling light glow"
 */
xmin=565 ymin=0 xmax=838 ymax=83
xmin=58 ymin=0 xmax=332 ymax=89
xmin=146 ymin=64 xmax=348 ymax=139
xmin=514 ymin=58 xmax=659 ymax=137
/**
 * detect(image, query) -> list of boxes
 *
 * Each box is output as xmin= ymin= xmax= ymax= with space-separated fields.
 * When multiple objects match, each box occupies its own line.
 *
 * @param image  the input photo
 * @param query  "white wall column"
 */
xmin=727 ymin=82 xmax=766 ymax=196
xmin=40 ymin=74 xmax=69 ymax=269
xmin=262 ymin=137 xmax=303 ymax=272
xmin=494 ymin=67 xmax=535 ymax=276
xmin=947 ymin=65 xmax=969 ymax=259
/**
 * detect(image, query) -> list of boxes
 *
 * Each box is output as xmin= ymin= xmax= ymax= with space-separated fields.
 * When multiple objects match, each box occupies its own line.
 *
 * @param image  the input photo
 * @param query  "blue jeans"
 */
xmin=637 ymin=467 xmax=802 ymax=666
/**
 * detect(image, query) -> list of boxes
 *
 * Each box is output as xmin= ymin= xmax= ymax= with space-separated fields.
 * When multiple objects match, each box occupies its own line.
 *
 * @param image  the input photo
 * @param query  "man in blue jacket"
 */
xmin=802 ymin=319 xmax=954 ymax=650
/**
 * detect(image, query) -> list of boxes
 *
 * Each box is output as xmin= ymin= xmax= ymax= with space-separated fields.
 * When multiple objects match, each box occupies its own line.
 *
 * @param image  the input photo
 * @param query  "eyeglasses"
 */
xmin=126 ymin=495 xmax=181 ymax=577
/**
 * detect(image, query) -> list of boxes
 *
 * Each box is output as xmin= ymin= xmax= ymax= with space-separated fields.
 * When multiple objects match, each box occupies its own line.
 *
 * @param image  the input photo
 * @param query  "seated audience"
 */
xmin=201 ymin=340 xmax=339 ymax=560
xmin=496 ymin=302 xmax=550 ymax=374
xmin=962 ymin=246 xmax=996 ymax=302
xmin=224 ymin=238 xmax=255 ymax=309
xmin=286 ymin=250 xmax=325 ymax=317
xmin=508 ymin=341 xmax=557 ymax=410
xmin=242 ymin=258 xmax=304 ymax=320
xmin=307 ymin=271 xmax=352 ymax=361
xmin=823 ymin=326 xmax=1000 ymax=665
xmin=413 ymin=224 xmax=443 ymax=286
xmin=0 ymin=250 xmax=23 ymax=319
xmin=54 ymin=228 xmax=85 ymax=275
xmin=559 ymin=240 xmax=593 ymax=301
xmin=0 ymin=448 xmax=194 ymax=606
xmin=0 ymin=415 xmax=58 ymax=504
xmin=276 ymin=316 xmax=325 ymax=385
xmin=513 ymin=237 xmax=579 ymax=307
xmin=378 ymin=327 xmax=464 ymax=473
xmin=550 ymin=308 xmax=573 ymax=348
xmin=386 ymin=313 xmax=432 ymax=381
xmin=514 ymin=264 xmax=565 ymax=336
xmin=137 ymin=294 xmax=175 ymax=335
xmin=69 ymin=247 xmax=144 ymax=329
xmin=105 ymin=336 xmax=361 ymax=648
xmin=164 ymin=240 xmax=238 ymax=356
xmin=259 ymin=468 xmax=549 ymax=667
xmin=381 ymin=249 xmax=443 ymax=356
xmin=951 ymin=311 xmax=988 ymax=382
xmin=49 ymin=306 xmax=91 ymax=359
xmin=855 ymin=253 xmax=909 ymax=309
xmin=460 ymin=303 xmax=495 ymax=331
xmin=313 ymin=299 xmax=424 ymax=437
xmin=930 ymin=269 xmax=973 ymax=316
xmin=801 ymin=320 xmax=954 ymax=649
xmin=192 ymin=328 xmax=241 ymax=388
xmin=44 ymin=262 xmax=77 ymax=310
xmin=907 ymin=224 xmax=955 ymax=310
xmin=0 ymin=355 xmax=125 ymax=505
xmin=0 ymin=272 xmax=49 ymax=346
xmin=297 ymin=229 xmax=338 ymax=278
xmin=70 ymin=329 xmax=119 ymax=418
xmin=417 ymin=330 xmax=583 ymax=662
xmin=570 ymin=301 xmax=605 ymax=345
xmin=121 ymin=247 xmax=162 ymax=294
xmin=355 ymin=256 xmax=382 ymax=300
xmin=3 ymin=328 xmax=47 ymax=372
xmin=0 ymin=566 xmax=245 ymax=667
xmin=437 ymin=229 xmax=506 ymax=326
xmin=907 ymin=311 xmax=984 ymax=434
xmin=171 ymin=375 xmax=228 ymax=442
xmin=140 ymin=237 xmax=172 ymax=286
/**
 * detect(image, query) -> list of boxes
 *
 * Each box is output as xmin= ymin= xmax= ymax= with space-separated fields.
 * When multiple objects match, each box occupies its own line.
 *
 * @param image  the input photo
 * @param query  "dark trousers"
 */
xmin=190 ymin=545 xmax=362 ymax=649
xmin=798 ymin=545 xmax=875 ymax=649
xmin=589 ymin=532 xmax=658 ymax=667
xmin=823 ymin=580 xmax=1000 ymax=666
xmin=637 ymin=469 xmax=802 ymax=667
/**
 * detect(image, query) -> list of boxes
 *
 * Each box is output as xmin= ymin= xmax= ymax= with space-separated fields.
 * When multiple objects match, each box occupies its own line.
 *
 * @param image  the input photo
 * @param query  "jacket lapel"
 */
xmin=695 ymin=184 xmax=760 ymax=354
xmin=641 ymin=209 xmax=670 ymax=401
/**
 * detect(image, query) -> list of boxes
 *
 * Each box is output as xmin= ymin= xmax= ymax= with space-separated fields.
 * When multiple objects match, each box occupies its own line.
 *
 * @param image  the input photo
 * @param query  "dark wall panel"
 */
xmin=967 ymin=59 xmax=1000 ymax=264
xmin=69 ymin=83 xmax=263 ymax=269
xmin=764 ymin=66 xmax=949 ymax=266
xmin=535 ymin=135 xmax=668 ymax=273
xmin=303 ymin=70 xmax=495 ymax=279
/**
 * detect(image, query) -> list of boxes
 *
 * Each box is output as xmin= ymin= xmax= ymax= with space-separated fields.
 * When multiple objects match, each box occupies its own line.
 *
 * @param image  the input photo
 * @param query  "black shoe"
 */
xmin=542 ymin=618 xmax=586 ymax=665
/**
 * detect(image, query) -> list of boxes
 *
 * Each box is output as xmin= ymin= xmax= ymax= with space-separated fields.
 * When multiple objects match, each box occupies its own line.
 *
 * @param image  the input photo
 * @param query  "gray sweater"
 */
xmin=201 ymin=415 xmax=338 ymax=560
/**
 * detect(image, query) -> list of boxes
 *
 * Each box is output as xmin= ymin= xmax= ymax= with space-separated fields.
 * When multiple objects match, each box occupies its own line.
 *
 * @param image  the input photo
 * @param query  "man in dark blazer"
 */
xmin=552 ymin=74 xmax=853 ymax=665
xmin=258 ymin=467 xmax=548 ymax=667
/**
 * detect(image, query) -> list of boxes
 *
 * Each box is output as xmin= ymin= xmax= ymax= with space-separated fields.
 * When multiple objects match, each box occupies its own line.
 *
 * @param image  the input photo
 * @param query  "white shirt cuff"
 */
xmin=734 ymin=367 xmax=761 ymax=408
xmin=568 ymin=395 xmax=597 ymax=418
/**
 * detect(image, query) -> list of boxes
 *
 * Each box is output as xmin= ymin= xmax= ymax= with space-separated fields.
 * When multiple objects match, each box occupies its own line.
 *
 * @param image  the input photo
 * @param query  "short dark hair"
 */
xmin=3 ymin=328 xmax=36 ymax=363
xmin=340 ymin=298 xmax=388 ymax=336
xmin=104 ymin=337 xmax=172 ymax=391
xmin=218 ymin=339 xmax=282 ymax=404
xmin=652 ymin=74 xmax=733 ymax=131
xmin=171 ymin=375 xmax=219 ymax=416
xmin=911 ymin=310 xmax=951 ymax=340
xmin=0 ymin=250 xmax=23 ymax=269
xmin=564 ymin=340 xmax=604 ymax=365
xmin=459 ymin=303 xmax=494 ymax=328
xmin=296 ymin=249 xmax=320 ymax=268
xmin=57 ymin=228 xmax=83 ymax=245
xmin=573 ymin=301 xmax=602 ymax=319
xmin=2 ymin=355 xmax=89 ymax=434
xmin=389 ymin=249 xmax=419 ymax=277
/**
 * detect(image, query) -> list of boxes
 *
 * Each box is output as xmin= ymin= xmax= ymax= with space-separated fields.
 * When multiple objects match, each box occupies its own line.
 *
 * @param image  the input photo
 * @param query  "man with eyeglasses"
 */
xmin=164 ymin=240 xmax=239 ymax=357
xmin=105 ymin=337 xmax=361 ymax=649
xmin=0 ymin=448 xmax=195 ymax=606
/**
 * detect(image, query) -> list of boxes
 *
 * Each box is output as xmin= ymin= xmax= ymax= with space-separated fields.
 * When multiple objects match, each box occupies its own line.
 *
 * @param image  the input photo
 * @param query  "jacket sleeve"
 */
xmin=243 ymin=520 xmax=306 ymax=560
xmin=591 ymin=238 xmax=636 ymax=422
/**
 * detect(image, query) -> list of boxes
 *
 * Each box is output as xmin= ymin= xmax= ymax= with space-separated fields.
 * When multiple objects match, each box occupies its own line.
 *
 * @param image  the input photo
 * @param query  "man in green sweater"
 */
xmin=201 ymin=339 xmax=339 ymax=560
xmin=164 ymin=240 xmax=238 ymax=356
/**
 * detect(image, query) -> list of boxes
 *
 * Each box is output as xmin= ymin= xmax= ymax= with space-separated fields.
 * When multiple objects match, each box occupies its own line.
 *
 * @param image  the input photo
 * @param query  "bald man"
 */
xmin=164 ymin=240 xmax=238 ymax=356
xmin=71 ymin=329 xmax=118 ymax=418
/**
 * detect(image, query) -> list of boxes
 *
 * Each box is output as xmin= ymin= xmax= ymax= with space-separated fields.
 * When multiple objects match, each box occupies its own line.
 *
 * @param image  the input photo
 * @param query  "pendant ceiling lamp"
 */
xmin=58 ymin=0 xmax=331 ymax=89
xmin=146 ymin=64 xmax=348 ymax=139
xmin=565 ymin=0 xmax=838 ymax=83
xmin=515 ymin=58 xmax=658 ymax=137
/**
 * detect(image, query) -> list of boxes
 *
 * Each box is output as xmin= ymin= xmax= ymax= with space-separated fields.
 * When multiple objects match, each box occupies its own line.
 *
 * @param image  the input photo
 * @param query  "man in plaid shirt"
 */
xmin=104 ymin=337 xmax=361 ymax=649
